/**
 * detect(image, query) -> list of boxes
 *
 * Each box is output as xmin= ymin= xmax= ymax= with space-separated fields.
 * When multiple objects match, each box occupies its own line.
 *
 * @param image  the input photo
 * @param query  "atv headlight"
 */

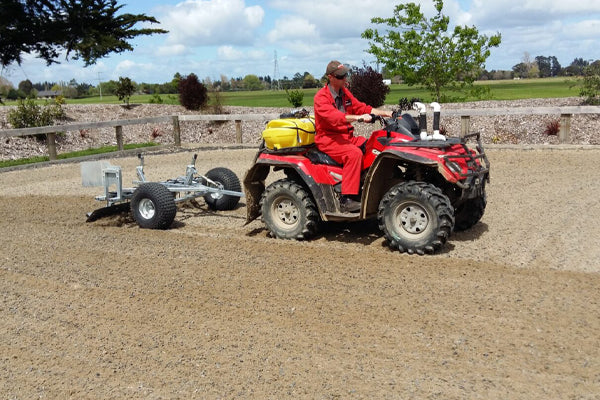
xmin=445 ymin=161 xmax=462 ymax=173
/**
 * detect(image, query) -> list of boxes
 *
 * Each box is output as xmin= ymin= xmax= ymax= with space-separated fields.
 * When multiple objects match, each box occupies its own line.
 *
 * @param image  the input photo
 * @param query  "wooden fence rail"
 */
xmin=178 ymin=114 xmax=279 ymax=145
xmin=1 ymin=107 xmax=599 ymax=160
xmin=0 ymin=114 xmax=279 ymax=160
xmin=441 ymin=106 xmax=600 ymax=143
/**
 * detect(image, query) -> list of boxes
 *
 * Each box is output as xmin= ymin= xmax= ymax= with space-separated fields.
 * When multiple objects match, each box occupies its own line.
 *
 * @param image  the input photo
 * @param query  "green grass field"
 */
xmin=221 ymin=77 xmax=581 ymax=106
xmin=1 ymin=77 xmax=582 ymax=108
xmin=386 ymin=78 xmax=580 ymax=103
xmin=475 ymin=77 xmax=580 ymax=100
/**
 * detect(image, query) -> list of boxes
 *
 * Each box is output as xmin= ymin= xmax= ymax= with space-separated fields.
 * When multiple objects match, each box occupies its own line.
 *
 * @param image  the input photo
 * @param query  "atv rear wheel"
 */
xmin=131 ymin=182 xmax=177 ymax=229
xmin=261 ymin=179 xmax=319 ymax=240
xmin=378 ymin=181 xmax=454 ymax=255
xmin=202 ymin=167 xmax=241 ymax=211
xmin=454 ymin=191 xmax=487 ymax=231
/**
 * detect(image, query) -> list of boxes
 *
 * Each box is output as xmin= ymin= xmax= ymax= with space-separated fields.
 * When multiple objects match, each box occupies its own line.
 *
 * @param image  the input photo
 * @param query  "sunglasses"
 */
xmin=334 ymin=73 xmax=347 ymax=79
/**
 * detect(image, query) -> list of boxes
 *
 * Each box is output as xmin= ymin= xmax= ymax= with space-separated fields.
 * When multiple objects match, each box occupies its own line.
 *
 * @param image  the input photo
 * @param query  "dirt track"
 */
xmin=1 ymin=147 xmax=600 ymax=399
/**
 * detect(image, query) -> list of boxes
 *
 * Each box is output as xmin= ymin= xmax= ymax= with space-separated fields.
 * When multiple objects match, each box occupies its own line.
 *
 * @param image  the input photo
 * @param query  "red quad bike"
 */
xmin=243 ymin=103 xmax=490 ymax=254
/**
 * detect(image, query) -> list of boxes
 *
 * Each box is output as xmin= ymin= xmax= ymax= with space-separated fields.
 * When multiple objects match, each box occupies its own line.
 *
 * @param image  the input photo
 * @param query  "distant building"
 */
xmin=37 ymin=90 xmax=62 ymax=98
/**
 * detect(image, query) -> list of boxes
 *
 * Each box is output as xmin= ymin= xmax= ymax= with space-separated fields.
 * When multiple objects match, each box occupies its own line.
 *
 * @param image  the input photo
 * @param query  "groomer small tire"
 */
xmin=131 ymin=183 xmax=177 ymax=229
xmin=202 ymin=167 xmax=242 ymax=211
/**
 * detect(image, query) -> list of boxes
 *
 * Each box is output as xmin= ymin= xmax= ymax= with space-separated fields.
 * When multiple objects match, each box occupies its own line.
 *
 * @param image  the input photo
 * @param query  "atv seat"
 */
xmin=305 ymin=147 xmax=342 ymax=167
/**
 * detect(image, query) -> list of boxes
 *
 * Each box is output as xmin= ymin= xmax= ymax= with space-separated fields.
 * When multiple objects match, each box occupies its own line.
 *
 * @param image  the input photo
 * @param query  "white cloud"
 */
xmin=562 ymin=19 xmax=600 ymax=40
xmin=263 ymin=0 xmax=484 ymax=69
xmin=217 ymin=46 xmax=244 ymax=61
xmin=267 ymin=0 xmax=400 ymax=38
xmin=472 ymin=0 xmax=600 ymax=69
xmin=470 ymin=0 xmax=600 ymax=29
xmin=514 ymin=0 xmax=600 ymax=13
xmin=247 ymin=49 xmax=268 ymax=60
xmin=261 ymin=0 xmax=401 ymax=75
xmin=267 ymin=16 xmax=319 ymax=43
xmin=161 ymin=0 xmax=264 ymax=47
xmin=216 ymin=46 xmax=267 ymax=67
xmin=112 ymin=60 xmax=167 ymax=82
xmin=115 ymin=60 xmax=137 ymax=72
xmin=157 ymin=44 xmax=188 ymax=57
xmin=4 ymin=0 xmax=599 ymax=86
xmin=2 ymin=52 xmax=107 ymax=85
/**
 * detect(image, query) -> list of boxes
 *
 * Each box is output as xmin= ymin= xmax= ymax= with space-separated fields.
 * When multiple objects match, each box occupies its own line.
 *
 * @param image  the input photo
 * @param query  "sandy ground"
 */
xmin=1 ymin=146 xmax=600 ymax=399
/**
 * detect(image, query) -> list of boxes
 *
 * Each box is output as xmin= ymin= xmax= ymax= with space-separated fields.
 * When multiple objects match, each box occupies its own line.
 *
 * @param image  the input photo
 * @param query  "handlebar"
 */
xmin=356 ymin=110 xmax=403 ymax=129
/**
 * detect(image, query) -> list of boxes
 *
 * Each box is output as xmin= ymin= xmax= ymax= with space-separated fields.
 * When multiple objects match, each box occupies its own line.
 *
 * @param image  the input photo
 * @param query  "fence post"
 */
xmin=460 ymin=115 xmax=471 ymax=137
xmin=235 ymin=120 xmax=242 ymax=143
xmin=559 ymin=113 xmax=571 ymax=144
xmin=47 ymin=132 xmax=57 ymax=161
xmin=115 ymin=125 xmax=124 ymax=151
xmin=172 ymin=115 xmax=181 ymax=147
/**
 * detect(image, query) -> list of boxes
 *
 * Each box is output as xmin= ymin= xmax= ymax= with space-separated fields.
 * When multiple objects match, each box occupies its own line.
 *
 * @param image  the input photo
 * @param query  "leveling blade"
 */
xmin=86 ymin=202 xmax=131 ymax=222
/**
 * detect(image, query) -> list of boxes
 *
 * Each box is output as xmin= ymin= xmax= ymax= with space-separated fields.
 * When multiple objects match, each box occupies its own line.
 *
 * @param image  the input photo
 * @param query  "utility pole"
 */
xmin=97 ymin=72 xmax=103 ymax=100
xmin=273 ymin=50 xmax=281 ymax=90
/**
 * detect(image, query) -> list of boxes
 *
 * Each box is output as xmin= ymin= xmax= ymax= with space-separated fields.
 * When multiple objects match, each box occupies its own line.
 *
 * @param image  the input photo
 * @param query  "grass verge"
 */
xmin=0 ymin=142 xmax=158 ymax=168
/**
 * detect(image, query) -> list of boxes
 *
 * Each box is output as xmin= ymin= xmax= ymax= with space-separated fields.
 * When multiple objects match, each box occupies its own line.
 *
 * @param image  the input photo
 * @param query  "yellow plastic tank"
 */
xmin=262 ymin=117 xmax=315 ymax=150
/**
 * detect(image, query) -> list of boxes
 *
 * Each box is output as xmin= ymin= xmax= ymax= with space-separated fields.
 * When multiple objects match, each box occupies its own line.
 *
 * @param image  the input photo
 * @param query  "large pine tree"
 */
xmin=0 ymin=0 xmax=166 ymax=67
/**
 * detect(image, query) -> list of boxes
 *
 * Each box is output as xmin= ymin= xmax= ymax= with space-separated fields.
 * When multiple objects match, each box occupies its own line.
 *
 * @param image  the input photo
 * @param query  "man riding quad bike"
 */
xmin=243 ymin=104 xmax=490 ymax=255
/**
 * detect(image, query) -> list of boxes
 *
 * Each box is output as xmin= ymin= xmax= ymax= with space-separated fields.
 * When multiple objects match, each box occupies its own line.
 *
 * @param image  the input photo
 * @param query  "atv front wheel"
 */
xmin=261 ymin=179 xmax=319 ymax=240
xmin=454 ymin=191 xmax=487 ymax=231
xmin=202 ymin=167 xmax=241 ymax=211
xmin=378 ymin=181 xmax=454 ymax=255
xmin=131 ymin=183 xmax=177 ymax=229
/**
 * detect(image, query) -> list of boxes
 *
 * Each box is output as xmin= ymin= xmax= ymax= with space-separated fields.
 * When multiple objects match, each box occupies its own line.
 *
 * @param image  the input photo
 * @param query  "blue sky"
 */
xmin=2 ymin=0 xmax=599 ymax=86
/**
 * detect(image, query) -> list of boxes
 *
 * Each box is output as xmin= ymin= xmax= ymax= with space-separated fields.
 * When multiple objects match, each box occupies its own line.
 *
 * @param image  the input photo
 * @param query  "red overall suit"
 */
xmin=314 ymin=85 xmax=372 ymax=195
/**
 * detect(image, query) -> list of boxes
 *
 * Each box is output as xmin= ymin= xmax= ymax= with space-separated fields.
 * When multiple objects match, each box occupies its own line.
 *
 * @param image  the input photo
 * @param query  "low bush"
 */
xmin=398 ymin=97 xmax=422 ymax=111
xmin=148 ymin=93 xmax=163 ymax=104
xmin=286 ymin=89 xmax=304 ymax=107
xmin=115 ymin=77 xmax=135 ymax=108
xmin=580 ymin=62 xmax=600 ymax=105
xmin=543 ymin=119 xmax=560 ymax=136
xmin=349 ymin=65 xmax=390 ymax=107
xmin=178 ymin=73 xmax=208 ymax=110
xmin=8 ymin=98 xmax=66 ymax=133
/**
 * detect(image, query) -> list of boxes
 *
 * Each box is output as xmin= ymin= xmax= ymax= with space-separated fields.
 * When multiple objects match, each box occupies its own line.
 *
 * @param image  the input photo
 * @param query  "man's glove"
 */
xmin=358 ymin=114 xmax=378 ymax=123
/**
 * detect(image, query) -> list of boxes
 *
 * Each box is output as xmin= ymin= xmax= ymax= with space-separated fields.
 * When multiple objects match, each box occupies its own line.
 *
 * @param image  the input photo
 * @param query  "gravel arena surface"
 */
xmin=1 ymin=101 xmax=600 ymax=399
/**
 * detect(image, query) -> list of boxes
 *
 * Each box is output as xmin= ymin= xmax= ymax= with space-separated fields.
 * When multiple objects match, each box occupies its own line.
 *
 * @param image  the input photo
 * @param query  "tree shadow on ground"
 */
xmin=176 ymin=200 xmax=246 ymax=223
xmin=318 ymin=218 xmax=383 ymax=246
xmin=437 ymin=222 xmax=489 ymax=254
xmin=450 ymin=222 xmax=489 ymax=242
xmin=87 ymin=199 xmax=246 ymax=229
xmin=246 ymin=218 xmax=384 ymax=247
xmin=246 ymin=218 xmax=490 ymax=253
